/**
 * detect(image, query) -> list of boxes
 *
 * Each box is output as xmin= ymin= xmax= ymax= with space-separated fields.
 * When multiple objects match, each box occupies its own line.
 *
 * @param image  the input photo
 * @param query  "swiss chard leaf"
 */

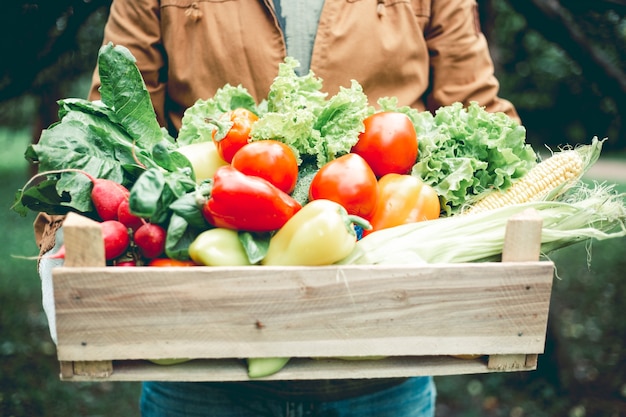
xmin=97 ymin=43 xmax=164 ymax=147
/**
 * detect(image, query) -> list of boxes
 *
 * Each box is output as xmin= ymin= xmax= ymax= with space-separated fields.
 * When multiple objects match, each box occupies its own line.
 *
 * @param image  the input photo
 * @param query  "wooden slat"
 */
xmin=61 ymin=355 xmax=537 ymax=382
xmin=53 ymin=262 xmax=553 ymax=362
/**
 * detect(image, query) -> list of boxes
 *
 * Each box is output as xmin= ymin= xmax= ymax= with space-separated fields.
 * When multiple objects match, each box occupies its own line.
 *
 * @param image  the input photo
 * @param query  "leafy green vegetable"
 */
xmin=177 ymin=84 xmax=257 ymax=146
xmin=250 ymin=58 xmax=368 ymax=167
xmin=410 ymin=102 xmax=537 ymax=215
xmin=13 ymin=44 xmax=192 ymax=218
xmin=266 ymin=57 xmax=327 ymax=114
xmin=129 ymin=168 xmax=196 ymax=224
xmin=97 ymin=42 xmax=164 ymax=146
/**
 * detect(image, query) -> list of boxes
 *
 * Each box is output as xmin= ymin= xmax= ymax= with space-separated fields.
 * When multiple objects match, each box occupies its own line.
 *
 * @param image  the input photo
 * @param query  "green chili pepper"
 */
xmin=188 ymin=228 xmax=252 ymax=266
xmin=262 ymin=199 xmax=371 ymax=266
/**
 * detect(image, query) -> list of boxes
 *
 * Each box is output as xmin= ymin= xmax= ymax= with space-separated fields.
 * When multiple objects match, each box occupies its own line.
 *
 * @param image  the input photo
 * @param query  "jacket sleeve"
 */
xmin=425 ymin=0 xmax=520 ymax=122
xmin=88 ymin=0 xmax=167 ymax=127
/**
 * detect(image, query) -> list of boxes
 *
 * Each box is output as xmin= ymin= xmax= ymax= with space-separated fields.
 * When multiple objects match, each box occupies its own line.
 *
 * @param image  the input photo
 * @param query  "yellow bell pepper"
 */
xmin=175 ymin=141 xmax=228 ymax=184
xmin=188 ymin=228 xmax=251 ymax=266
xmin=262 ymin=199 xmax=370 ymax=266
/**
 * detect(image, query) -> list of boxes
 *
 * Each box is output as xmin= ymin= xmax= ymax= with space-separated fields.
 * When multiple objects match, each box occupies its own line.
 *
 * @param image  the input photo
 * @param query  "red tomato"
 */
xmin=351 ymin=111 xmax=418 ymax=177
xmin=147 ymin=258 xmax=198 ymax=267
xmin=212 ymin=108 xmax=259 ymax=163
xmin=231 ymin=140 xmax=299 ymax=194
xmin=308 ymin=153 xmax=378 ymax=218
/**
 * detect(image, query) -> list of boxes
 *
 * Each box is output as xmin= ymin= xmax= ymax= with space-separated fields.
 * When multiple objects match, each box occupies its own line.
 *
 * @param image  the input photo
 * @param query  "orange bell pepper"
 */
xmin=365 ymin=173 xmax=440 ymax=235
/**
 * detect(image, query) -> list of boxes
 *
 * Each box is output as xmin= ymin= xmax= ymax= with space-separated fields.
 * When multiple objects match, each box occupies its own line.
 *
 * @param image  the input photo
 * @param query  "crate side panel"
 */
xmin=53 ymin=263 xmax=553 ymax=361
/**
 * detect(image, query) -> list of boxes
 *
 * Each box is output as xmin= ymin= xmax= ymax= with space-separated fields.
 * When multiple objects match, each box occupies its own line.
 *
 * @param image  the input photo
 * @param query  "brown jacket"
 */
xmin=88 ymin=0 xmax=519 ymax=133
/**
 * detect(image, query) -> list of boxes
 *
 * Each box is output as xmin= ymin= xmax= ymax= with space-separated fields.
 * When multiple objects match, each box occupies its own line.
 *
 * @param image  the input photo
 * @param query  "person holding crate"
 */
xmin=36 ymin=0 xmax=520 ymax=416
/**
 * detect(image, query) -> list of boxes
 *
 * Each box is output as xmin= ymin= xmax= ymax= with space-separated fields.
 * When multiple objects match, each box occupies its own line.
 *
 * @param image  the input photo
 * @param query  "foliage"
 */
xmin=489 ymin=1 xmax=626 ymax=152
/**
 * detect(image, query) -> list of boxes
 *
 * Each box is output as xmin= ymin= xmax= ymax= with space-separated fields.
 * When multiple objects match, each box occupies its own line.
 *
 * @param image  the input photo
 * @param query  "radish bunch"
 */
xmin=31 ymin=169 xmax=169 ymax=264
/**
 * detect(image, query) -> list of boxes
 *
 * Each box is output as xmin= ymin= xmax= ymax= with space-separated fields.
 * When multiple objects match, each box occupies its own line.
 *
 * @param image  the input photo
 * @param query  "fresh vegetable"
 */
xmin=289 ymin=162 xmax=318 ymax=206
xmin=188 ymin=228 xmax=252 ymax=266
xmin=15 ymin=168 xmax=131 ymax=222
xmin=202 ymin=166 xmax=301 ymax=232
xmin=211 ymin=108 xmax=259 ymax=163
xmin=117 ymin=198 xmax=144 ymax=231
xmin=147 ymin=258 xmax=198 ymax=267
xmin=338 ymin=181 xmax=626 ymax=266
xmin=231 ymin=140 xmax=299 ymax=194
xmin=114 ymin=259 xmax=137 ymax=266
xmin=262 ymin=199 xmax=370 ymax=266
xmin=410 ymin=101 xmax=537 ymax=215
xmin=174 ymin=141 xmax=228 ymax=183
xmin=100 ymin=220 xmax=131 ymax=260
xmin=466 ymin=138 xmax=602 ymax=214
xmin=45 ymin=220 xmax=131 ymax=262
xmin=13 ymin=43 xmax=179 ymax=217
xmin=249 ymin=58 xmax=369 ymax=168
xmin=308 ymin=153 xmax=378 ymax=218
xmin=247 ymin=357 xmax=291 ymax=378
xmin=365 ymin=173 xmax=440 ymax=235
xmin=133 ymin=223 xmax=167 ymax=259
xmin=351 ymin=111 xmax=418 ymax=177
xmin=81 ymin=173 xmax=131 ymax=221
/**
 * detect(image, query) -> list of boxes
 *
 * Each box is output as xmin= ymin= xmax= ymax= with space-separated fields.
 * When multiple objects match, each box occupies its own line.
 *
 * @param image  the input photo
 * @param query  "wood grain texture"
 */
xmin=53 ymin=210 xmax=554 ymax=380
xmin=53 ymin=262 xmax=553 ymax=361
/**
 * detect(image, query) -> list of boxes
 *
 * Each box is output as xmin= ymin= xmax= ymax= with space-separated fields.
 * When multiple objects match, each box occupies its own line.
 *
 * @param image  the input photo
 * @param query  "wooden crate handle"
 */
xmin=488 ymin=208 xmax=543 ymax=370
xmin=62 ymin=212 xmax=106 ymax=268
xmin=59 ymin=213 xmax=107 ymax=378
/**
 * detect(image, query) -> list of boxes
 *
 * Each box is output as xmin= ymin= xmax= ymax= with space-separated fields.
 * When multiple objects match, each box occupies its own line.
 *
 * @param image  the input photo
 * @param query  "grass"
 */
xmin=1 ymin=128 xmax=625 ymax=416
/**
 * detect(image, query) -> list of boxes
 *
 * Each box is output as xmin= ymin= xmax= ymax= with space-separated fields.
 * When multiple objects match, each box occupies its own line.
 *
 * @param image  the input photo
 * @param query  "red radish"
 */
xmin=16 ymin=168 xmax=130 ymax=221
xmin=133 ymin=223 xmax=167 ymax=259
xmin=64 ymin=169 xmax=130 ymax=221
xmin=89 ymin=177 xmax=130 ymax=221
xmin=101 ymin=220 xmax=131 ymax=260
xmin=41 ymin=220 xmax=130 ymax=261
xmin=117 ymin=198 xmax=145 ymax=231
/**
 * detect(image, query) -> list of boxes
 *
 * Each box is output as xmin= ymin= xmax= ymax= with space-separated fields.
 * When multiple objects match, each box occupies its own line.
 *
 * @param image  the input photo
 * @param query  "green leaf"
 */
xmin=169 ymin=192 xmax=208 ymax=230
xmin=97 ymin=43 xmax=164 ymax=147
xmin=164 ymin=214 xmax=199 ymax=260
xmin=13 ymin=179 xmax=73 ymax=216
xmin=238 ymin=231 xmax=271 ymax=265
xmin=129 ymin=168 xmax=166 ymax=218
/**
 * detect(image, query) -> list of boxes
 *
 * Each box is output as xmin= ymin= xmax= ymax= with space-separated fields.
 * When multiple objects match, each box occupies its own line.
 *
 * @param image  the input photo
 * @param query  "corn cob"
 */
xmin=465 ymin=138 xmax=603 ymax=214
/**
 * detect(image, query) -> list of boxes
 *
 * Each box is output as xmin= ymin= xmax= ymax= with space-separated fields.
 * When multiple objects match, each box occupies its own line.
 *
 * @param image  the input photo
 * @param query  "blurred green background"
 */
xmin=1 ymin=1 xmax=626 ymax=416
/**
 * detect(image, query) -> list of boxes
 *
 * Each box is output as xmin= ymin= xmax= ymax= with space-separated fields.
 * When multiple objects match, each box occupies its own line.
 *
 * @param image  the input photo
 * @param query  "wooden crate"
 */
xmin=53 ymin=211 xmax=554 ymax=381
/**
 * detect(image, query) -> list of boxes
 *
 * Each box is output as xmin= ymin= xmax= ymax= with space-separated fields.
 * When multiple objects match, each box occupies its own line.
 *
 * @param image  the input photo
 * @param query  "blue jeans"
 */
xmin=140 ymin=377 xmax=436 ymax=417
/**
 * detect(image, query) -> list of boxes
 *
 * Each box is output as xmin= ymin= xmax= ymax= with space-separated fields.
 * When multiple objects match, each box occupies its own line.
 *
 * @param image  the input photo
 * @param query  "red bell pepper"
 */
xmin=202 ymin=166 xmax=302 ymax=232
